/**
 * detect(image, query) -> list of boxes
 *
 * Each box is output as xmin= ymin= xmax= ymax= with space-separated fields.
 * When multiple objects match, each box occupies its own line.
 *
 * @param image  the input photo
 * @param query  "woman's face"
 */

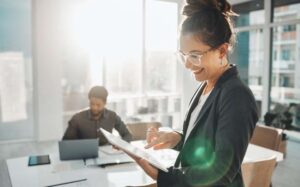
xmin=179 ymin=34 xmax=224 ymax=82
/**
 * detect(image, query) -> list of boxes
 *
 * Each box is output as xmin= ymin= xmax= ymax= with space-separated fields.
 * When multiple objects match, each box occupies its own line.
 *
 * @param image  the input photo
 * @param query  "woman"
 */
xmin=127 ymin=0 xmax=258 ymax=186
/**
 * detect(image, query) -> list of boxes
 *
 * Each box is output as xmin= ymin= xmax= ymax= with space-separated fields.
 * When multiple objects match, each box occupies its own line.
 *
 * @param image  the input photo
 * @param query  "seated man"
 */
xmin=63 ymin=86 xmax=132 ymax=145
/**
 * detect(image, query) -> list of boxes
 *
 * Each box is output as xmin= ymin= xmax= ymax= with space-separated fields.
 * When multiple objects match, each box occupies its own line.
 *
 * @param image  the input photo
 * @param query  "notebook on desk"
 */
xmin=99 ymin=128 xmax=169 ymax=172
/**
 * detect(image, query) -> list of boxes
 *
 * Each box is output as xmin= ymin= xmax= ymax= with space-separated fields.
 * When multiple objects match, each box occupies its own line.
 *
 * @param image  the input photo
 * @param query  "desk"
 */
xmin=6 ymin=142 xmax=283 ymax=187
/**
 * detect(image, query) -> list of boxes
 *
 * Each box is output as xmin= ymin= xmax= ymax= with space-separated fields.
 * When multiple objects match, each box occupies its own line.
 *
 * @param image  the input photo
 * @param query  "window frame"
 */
xmin=232 ymin=0 xmax=300 ymax=117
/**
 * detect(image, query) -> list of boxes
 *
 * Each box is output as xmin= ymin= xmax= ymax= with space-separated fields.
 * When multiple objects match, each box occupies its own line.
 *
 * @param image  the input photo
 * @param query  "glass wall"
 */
xmin=273 ymin=1 xmax=300 ymax=22
xmin=270 ymin=1 xmax=300 ymax=129
xmin=271 ymin=23 xmax=300 ymax=128
xmin=0 ymin=0 xmax=34 ymax=140
xmin=230 ymin=29 xmax=265 ymax=117
xmin=232 ymin=0 xmax=300 ymax=129
xmin=232 ymin=0 xmax=265 ymax=27
xmin=146 ymin=0 xmax=178 ymax=93
xmin=62 ymin=0 xmax=181 ymax=129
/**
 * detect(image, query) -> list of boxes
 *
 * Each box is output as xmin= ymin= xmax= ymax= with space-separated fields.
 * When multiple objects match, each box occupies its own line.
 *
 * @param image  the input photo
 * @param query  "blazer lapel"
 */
xmin=182 ymin=82 xmax=206 ymax=136
xmin=181 ymin=86 xmax=221 ymax=151
xmin=192 ymin=86 xmax=220 ymax=128
xmin=189 ymin=65 xmax=237 ymax=128
xmin=174 ymin=83 xmax=205 ymax=167
xmin=187 ymin=64 xmax=238 ymax=131
xmin=175 ymin=87 xmax=220 ymax=167
xmin=184 ymin=82 xmax=204 ymax=118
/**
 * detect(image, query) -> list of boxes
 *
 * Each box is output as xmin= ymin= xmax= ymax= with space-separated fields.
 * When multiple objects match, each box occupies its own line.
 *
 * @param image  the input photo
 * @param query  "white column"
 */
xmin=32 ymin=0 xmax=64 ymax=141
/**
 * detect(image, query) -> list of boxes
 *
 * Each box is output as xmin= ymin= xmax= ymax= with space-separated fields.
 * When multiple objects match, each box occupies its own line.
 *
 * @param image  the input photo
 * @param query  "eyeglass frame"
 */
xmin=177 ymin=48 xmax=214 ymax=66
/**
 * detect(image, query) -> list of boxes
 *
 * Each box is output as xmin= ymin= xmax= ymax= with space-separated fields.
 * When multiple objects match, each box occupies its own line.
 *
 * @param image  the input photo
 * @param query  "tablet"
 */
xmin=99 ymin=128 xmax=168 ymax=172
xmin=28 ymin=155 xmax=50 ymax=166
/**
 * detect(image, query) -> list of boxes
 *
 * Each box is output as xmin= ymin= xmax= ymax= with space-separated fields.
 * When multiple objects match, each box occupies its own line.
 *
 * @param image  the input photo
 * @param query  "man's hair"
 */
xmin=88 ymin=86 xmax=108 ymax=102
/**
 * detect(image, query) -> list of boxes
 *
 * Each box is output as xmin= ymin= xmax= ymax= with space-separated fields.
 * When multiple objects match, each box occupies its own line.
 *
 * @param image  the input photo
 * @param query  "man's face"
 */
xmin=89 ymin=97 xmax=106 ymax=116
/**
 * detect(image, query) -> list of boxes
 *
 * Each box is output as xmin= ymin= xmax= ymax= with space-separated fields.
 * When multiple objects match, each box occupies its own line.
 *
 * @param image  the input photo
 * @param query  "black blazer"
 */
xmin=157 ymin=65 xmax=258 ymax=187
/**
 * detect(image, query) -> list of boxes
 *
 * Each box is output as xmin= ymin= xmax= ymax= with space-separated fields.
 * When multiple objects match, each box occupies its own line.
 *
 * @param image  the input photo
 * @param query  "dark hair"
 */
xmin=181 ymin=0 xmax=238 ymax=49
xmin=88 ymin=86 xmax=108 ymax=102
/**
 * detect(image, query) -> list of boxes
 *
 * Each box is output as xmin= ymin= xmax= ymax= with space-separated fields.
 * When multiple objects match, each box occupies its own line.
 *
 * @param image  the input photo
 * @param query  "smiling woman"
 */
xmin=124 ymin=0 xmax=259 ymax=186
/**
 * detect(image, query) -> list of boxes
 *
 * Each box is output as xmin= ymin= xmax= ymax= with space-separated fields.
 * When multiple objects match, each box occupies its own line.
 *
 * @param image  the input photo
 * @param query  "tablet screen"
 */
xmin=28 ymin=155 xmax=50 ymax=166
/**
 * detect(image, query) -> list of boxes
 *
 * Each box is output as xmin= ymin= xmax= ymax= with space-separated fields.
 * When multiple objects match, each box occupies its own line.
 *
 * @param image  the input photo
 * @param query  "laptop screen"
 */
xmin=59 ymin=139 xmax=98 ymax=160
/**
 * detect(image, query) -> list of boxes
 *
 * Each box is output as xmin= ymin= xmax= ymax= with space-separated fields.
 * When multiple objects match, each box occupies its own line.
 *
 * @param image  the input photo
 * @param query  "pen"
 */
xmin=45 ymin=178 xmax=87 ymax=187
xmin=100 ymin=161 xmax=133 ymax=168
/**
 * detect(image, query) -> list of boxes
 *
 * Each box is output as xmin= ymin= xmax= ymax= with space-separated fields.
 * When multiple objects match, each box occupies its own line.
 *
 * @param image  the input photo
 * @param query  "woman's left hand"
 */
xmin=124 ymin=151 xmax=158 ymax=180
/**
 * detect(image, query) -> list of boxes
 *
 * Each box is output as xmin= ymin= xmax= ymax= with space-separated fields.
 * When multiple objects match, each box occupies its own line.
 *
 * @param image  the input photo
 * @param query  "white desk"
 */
xmin=6 ymin=142 xmax=283 ymax=187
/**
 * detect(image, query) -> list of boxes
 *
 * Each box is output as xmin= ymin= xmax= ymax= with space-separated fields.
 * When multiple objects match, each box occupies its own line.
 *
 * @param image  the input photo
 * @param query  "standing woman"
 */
xmin=127 ymin=0 xmax=259 ymax=186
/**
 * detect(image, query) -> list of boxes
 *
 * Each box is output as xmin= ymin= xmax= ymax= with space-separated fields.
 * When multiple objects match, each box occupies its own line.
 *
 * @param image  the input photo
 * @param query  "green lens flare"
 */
xmin=182 ymin=137 xmax=235 ymax=186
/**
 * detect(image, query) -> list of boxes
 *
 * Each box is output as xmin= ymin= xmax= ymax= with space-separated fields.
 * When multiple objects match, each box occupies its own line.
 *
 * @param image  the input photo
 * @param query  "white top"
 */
xmin=184 ymin=89 xmax=212 ymax=144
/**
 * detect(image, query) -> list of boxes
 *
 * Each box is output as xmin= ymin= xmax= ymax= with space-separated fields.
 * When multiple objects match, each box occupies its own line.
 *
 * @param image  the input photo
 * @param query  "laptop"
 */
xmin=59 ymin=139 xmax=99 ymax=160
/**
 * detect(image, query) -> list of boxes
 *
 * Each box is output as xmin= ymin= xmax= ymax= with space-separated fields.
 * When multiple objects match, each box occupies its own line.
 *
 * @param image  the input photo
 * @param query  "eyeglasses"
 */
xmin=176 ymin=48 xmax=213 ymax=66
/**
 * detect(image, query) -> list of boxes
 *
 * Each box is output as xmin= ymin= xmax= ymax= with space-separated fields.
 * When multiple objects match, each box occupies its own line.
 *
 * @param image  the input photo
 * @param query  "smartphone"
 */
xmin=28 ymin=155 xmax=50 ymax=166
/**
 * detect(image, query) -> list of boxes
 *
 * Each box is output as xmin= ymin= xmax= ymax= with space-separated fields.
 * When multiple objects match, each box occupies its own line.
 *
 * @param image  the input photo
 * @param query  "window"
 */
xmin=230 ymin=29 xmax=264 ymax=117
xmin=62 ymin=0 xmax=181 ymax=128
xmin=283 ymin=25 xmax=296 ymax=32
xmin=271 ymin=24 xmax=299 ymax=104
xmin=0 ymin=0 xmax=34 ymax=140
xmin=281 ymin=49 xmax=290 ymax=61
xmin=145 ymin=0 xmax=178 ymax=93
xmin=103 ymin=0 xmax=143 ymax=95
xmin=273 ymin=50 xmax=277 ymax=61
xmin=232 ymin=0 xmax=300 ymax=123
xmin=232 ymin=0 xmax=265 ymax=27
xmin=273 ymin=1 xmax=300 ymax=22
xmin=274 ymin=24 xmax=297 ymax=41
xmin=271 ymin=1 xmax=299 ymax=129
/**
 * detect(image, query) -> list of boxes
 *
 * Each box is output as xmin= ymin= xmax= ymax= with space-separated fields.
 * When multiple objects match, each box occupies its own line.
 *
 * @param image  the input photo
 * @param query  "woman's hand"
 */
xmin=123 ymin=150 xmax=158 ymax=180
xmin=145 ymin=127 xmax=182 ymax=150
xmin=112 ymin=145 xmax=120 ymax=150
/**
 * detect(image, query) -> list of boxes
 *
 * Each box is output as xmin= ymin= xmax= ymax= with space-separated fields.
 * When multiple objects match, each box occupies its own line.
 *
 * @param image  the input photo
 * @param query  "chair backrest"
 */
xmin=126 ymin=122 xmax=161 ymax=141
xmin=250 ymin=124 xmax=283 ymax=151
xmin=242 ymin=156 xmax=277 ymax=187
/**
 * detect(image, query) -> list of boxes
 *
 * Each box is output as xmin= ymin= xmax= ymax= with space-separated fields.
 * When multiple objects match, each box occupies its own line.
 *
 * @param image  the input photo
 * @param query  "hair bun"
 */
xmin=183 ymin=0 xmax=237 ymax=17
xmin=217 ymin=0 xmax=237 ymax=17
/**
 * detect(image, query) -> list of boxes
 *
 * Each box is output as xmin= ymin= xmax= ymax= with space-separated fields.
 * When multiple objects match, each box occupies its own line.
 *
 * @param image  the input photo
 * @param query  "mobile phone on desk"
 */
xmin=28 ymin=155 xmax=50 ymax=166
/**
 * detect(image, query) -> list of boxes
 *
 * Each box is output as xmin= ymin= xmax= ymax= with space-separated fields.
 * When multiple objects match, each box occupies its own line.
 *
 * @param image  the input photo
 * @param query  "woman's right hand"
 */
xmin=145 ymin=127 xmax=182 ymax=150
